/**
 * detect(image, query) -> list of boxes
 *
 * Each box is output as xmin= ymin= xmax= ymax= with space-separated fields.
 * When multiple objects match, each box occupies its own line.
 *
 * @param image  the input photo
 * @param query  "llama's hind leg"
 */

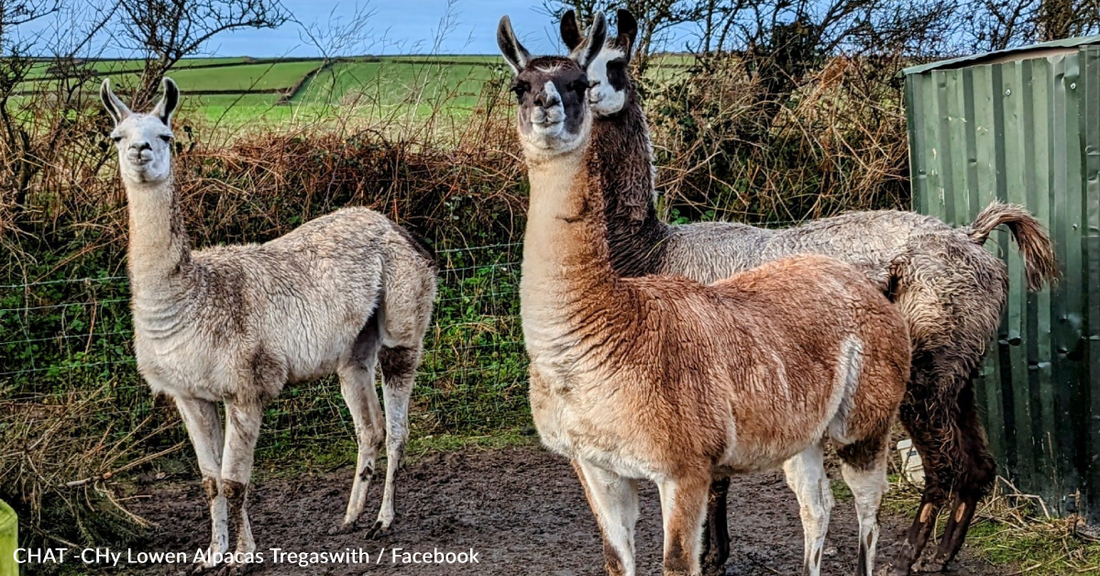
xmin=927 ymin=384 xmax=995 ymax=571
xmin=891 ymin=400 xmax=948 ymax=576
xmin=335 ymin=358 xmax=385 ymax=530
xmin=174 ymin=397 xmax=227 ymax=570
xmin=838 ymin=438 xmax=889 ymax=576
xmin=220 ymin=401 xmax=263 ymax=563
xmin=366 ymin=345 xmax=421 ymax=539
xmin=701 ymin=478 xmax=731 ymax=576
xmin=892 ymin=359 xmax=984 ymax=575
xmin=330 ymin=312 xmax=385 ymax=533
xmin=574 ymin=459 xmax=641 ymax=576
xmin=783 ymin=443 xmax=834 ymax=576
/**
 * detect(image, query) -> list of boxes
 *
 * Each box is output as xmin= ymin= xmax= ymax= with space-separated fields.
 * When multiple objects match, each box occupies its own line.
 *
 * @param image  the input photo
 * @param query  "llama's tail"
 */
xmin=966 ymin=201 xmax=1060 ymax=291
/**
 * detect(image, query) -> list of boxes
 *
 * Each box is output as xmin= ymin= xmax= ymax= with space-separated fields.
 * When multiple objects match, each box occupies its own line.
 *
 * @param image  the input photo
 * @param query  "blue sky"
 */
xmin=23 ymin=0 xmax=689 ymax=58
xmin=206 ymin=0 xmax=566 ymax=56
xmin=280 ymin=0 xmax=568 ymax=55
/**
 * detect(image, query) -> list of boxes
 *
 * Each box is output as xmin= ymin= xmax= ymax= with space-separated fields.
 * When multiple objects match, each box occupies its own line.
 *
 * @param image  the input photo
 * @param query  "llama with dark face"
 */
xmin=560 ymin=10 xmax=1060 ymax=575
xmin=501 ymin=13 xmax=910 ymax=576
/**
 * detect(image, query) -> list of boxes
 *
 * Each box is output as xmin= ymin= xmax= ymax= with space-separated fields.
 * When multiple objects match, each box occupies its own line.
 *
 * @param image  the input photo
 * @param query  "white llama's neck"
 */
xmin=123 ymin=173 xmax=194 ymax=300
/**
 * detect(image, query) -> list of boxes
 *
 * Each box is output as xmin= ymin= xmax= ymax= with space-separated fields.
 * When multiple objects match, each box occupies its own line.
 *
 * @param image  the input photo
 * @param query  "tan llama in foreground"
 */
xmin=101 ymin=79 xmax=436 ymax=572
xmin=499 ymin=13 xmax=911 ymax=576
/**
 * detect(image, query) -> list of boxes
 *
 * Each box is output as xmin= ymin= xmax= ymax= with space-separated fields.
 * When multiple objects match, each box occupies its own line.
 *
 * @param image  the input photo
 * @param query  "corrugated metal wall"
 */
xmin=904 ymin=42 xmax=1100 ymax=523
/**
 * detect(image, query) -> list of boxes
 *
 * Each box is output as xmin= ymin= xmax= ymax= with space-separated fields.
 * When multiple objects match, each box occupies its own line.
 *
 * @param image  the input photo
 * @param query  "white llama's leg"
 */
xmin=174 ymin=396 xmax=227 ymax=568
xmin=783 ymin=443 xmax=834 ymax=576
xmin=656 ymin=473 xmax=710 ymax=576
xmin=574 ymin=459 xmax=640 ymax=576
xmin=841 ymin=446 xmax=889 ymax=576
xmin=336 ymin=360 xmax=385 ymax=530
xmin=368 ymin=345 xmax=420 ymax=538
xmin=220 ymin=401 xmax=263 ymax=563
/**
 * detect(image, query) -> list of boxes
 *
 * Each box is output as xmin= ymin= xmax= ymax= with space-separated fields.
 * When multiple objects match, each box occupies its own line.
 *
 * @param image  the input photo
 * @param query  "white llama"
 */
xmin=101 ymin=78 xmax=437 ymax=571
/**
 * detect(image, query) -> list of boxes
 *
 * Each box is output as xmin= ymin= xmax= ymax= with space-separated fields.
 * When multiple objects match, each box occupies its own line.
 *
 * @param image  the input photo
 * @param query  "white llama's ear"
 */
xmin=573 ymin=12 xmax=607 ymax=71
xmin=151 ymin=77 xmax=180 ymax=127
xmin=560 ymin=10 xmax=583 ymax=51
xmin=497 ymin=15 xmax=531 ymax=75
xmin=100 ymin=79 xmax=131 ymax=125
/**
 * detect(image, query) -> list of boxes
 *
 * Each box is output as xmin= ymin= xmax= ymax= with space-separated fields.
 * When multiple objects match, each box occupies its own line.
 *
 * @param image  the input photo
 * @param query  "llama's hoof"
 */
xmin=701 ymin=561 xmax=726 ymax=576
xmin=700 ymin=553 xmax=726 ymax=576
xmin=914 ymin=558 xmax=955 ymax=573
xmin=213 ymin=562 xmax=259 ymax=576
xmin=365 ymin=520 xmax=389 ymax=540
xmin=191 ymin=563 xmax=221 ymax=575
xmin=327 ymin=520 xmax=359 ymax=536
xmin=880 ymin=561 xmax=911 ymax=576
xmin=235 ymin=564 xmax=260 ymax=576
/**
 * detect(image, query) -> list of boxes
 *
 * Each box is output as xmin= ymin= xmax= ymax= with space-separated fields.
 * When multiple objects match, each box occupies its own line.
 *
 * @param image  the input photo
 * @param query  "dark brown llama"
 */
xmin=560 ymin=9 xmax=1059 ymax=576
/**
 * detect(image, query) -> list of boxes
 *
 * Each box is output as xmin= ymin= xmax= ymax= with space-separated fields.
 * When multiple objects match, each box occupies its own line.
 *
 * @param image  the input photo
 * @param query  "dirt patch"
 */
xmin=120 ymin=447 xmax=1006 ymax=576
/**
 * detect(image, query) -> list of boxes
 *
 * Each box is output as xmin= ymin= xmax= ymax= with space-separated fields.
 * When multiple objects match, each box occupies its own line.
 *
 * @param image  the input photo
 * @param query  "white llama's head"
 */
xmin=497 ymin=12 xmax=607 ymax=158
xmin=561 ymin=9 xmax=637 ymax=117
xmin=101 ymin=78 xmax=179 ymax=185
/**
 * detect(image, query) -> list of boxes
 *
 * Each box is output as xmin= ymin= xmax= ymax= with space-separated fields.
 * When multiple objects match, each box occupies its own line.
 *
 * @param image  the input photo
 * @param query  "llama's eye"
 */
xmin=511 ymin=82 xmax=529 ymax=100
xmin=159 ymin=134 xmax=173 ymax=142
xmin=111 ymin=136 xmax=122 ymax=143
xmin=568 ymin=79 xmax=589 ymax=94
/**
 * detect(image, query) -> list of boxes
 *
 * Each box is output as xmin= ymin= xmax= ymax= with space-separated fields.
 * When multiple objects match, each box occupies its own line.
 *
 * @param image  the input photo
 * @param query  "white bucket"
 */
xmin=896 ymin=439 xmax=925 ymax=486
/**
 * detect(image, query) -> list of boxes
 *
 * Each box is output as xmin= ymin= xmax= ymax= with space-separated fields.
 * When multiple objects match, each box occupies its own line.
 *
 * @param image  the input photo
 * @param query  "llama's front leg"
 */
xmin=174 ymin=396 xmax=227 ymax=571
xmin=574 ymin=459 xmax=640 ymax=576
xmin=220 ymin=401 xmax=263 ymax=566
xmin=783 ymin=443 xmax=834 ymax=576
xmin=656 ymin=473 xmax=711 ymax=576
xmin=367 ymin=345 xmax=420 ymax=539
xmin=334 ymin=361 xmax=385 ymax=532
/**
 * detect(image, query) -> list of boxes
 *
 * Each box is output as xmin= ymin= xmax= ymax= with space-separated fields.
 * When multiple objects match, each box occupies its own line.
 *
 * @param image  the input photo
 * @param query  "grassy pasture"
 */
xmin=16 ymin=54 xmax=691 ymax=126
xmin=293 ymin=59 xmax=503 ymax=115
xmin=26 ymin=60 xmax=320 ymax=94
xmin=148 ymin=60 xmax=321 ymax=92
xmin=24 ymin=56 xmax=256 ymax=79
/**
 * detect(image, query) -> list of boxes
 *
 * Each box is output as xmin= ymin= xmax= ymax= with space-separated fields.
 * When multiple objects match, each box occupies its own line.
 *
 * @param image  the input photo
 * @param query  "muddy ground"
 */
xmin=121 ymin=448 xmax=1005 ymax=576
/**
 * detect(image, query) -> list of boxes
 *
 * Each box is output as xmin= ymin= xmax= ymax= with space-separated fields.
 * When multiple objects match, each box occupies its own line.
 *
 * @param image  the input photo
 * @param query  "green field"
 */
xmin=18 ymin=54 xmax=691 ymax=126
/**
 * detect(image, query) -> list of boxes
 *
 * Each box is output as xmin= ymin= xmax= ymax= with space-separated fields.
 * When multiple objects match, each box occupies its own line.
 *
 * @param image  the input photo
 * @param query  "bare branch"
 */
xmin=115 ymin=0 xmax=291 ymax=105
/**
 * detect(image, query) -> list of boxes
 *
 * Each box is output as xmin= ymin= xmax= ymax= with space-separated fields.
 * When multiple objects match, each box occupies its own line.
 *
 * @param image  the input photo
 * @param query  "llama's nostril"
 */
xmin=130 ymin=141 xmax=151 ymax=151
xmin=534 ymin=94 xmax=560 ymax=109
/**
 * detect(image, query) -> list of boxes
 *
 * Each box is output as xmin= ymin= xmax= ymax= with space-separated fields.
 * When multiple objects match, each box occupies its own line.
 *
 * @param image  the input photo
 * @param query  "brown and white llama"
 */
xmin=499 ymin=13 xmax=910 ymax=576
xmin=101 ymin=79 xmax=437 ymax=571
xmin=561 ymin=10 xmax=1060 ymax=574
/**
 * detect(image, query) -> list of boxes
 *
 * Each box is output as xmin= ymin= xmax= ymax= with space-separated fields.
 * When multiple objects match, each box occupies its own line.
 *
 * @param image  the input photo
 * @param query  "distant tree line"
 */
xmin=545 ymin=0 xmax=1100 ymax=116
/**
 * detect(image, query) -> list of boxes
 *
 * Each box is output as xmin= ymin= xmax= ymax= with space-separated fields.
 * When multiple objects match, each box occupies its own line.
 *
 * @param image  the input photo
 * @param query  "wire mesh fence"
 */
xmin=0 ymin=217 xmax=818 ymax=471
xmin=0 ymin=243 xmax=528 ymax=461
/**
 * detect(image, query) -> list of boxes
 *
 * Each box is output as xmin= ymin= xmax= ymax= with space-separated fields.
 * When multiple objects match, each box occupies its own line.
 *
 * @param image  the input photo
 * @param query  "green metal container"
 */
xmin=0 ymin=499 xmax=15 ymax=576
xmin=902 ymin=36 xmax=1100 ymax=523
